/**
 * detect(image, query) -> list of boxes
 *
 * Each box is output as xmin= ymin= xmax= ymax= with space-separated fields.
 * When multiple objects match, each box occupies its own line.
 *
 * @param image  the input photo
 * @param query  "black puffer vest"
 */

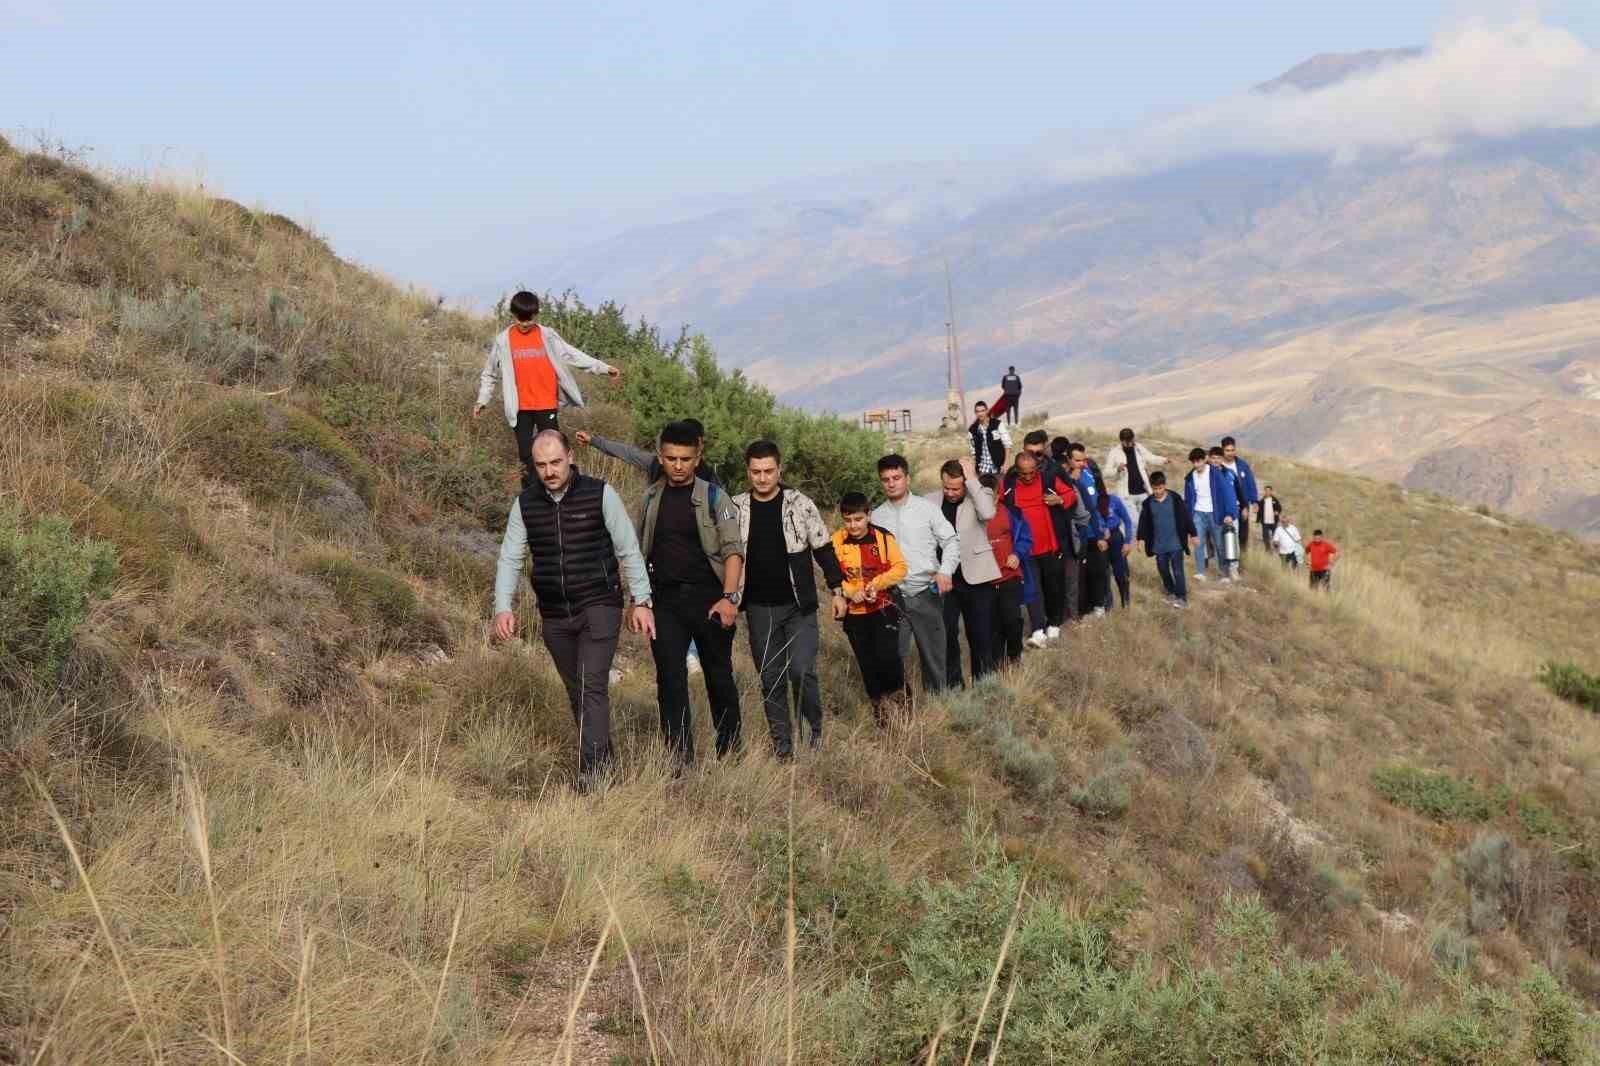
xmin=518 ymin=469 xmax=622 ymax=617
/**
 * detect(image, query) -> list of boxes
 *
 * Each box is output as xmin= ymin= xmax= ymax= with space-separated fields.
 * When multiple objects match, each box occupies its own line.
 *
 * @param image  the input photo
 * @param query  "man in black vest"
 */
xmin=969 ymin=400 xmax=1011 ymax=478
xmin=493 ymin=430 xmax=655 ymax=784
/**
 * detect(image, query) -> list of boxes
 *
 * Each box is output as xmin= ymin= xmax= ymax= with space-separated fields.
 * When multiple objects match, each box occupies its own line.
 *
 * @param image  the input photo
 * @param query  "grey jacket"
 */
xmin=921 ymin=480 xmax=1000 ymax=585
xmin=476 ymin=324 xmax=615 ymax=427
xmin=636 ymin=477 xmax=744 ymax=585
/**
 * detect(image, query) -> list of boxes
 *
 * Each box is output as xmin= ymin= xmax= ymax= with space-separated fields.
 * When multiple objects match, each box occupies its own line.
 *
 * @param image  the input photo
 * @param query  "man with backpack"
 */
xmin=636 ymin=421 xmax=745 ymax=764
xmin=1002 ymin=442 xmax=1079 ymax=645
xmin=473 ymin=291 xmax=621 ymax=478
xmin=731 ymin=440 xmax=845 ymax=758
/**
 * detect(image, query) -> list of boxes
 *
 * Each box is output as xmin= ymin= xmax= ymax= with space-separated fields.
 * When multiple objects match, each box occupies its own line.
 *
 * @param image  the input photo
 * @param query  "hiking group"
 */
xmin=477 ymin=293 xmax=1340 ymax=783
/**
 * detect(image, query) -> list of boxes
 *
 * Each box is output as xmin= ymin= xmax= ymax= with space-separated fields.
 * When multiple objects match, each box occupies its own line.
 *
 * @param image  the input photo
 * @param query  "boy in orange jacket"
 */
xmin=831 ymin=491 xmax=909 ymax=722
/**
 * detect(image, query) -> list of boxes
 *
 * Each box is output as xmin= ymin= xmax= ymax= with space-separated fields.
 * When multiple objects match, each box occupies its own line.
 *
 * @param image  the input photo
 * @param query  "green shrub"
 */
xmin=748 ymin=827 xmax=901 ymax=968
xmin=180 ymin=393 xmax=374 ymax=512
xmin=1371 ymin=764 xmax=1499 ymax=822
xmin=1539 ymin=661 xmax=1600 ymax=713
xmin=298 ymin=553 xmax=445 ymax=651
xmin=118 ymin=284 xmax=277 ymax=383
xmin=945 ymin=681 xmax=1058 ymax=797
xmin=0 ymin=508 xmax=116 ymax=689
xmin=1428 ymin=925 xmax=1477 ymax=975
xmin=1069 ymin=745 xmax=1138 ymax=818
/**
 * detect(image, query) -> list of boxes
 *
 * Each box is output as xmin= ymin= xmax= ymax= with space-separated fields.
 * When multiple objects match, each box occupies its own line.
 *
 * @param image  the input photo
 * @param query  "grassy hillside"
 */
xmin=7 ymin=137 xmax=1600 ymax=1063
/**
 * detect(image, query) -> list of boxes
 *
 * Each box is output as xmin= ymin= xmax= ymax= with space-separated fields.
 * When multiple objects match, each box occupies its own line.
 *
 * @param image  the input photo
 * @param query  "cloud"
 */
xmin=1048 ymin=17 xmax=1600 ymax=183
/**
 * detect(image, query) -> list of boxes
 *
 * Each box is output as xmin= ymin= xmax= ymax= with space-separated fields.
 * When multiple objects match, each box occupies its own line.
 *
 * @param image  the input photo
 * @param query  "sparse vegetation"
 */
xmin=1541 ymin=660 xmax=1600 ymax=713
xmin=1372 ymin=763 xmax=1500 ymax=822
xmin=0 ymin=507 xmax=116 ymax=690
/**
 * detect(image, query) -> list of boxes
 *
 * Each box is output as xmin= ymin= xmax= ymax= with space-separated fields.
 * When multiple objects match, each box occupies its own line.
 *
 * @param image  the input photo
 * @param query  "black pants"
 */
xmin=514 ymin=409 xmax=561 ymax=471
xmin=843 ymin=610 xmax=906 ymax=709
xmin=990 ymin=579 xmax=1024 ymax=665
xmin=746 ymin=603 xmax=822 ymax=757
xmin=1311 ymin=569 xmax=1331 ymax=589
xmin=942 ymin=577 xmax=996 ymax=687
xmin=1081 ymin=544 xmax=1109 ymax=615
xmin=1004 ymin=397 xmax=1019 ymax=424
xmin=1106 ymin=530 xmax=1130 ymax=608
xmin=1237 ymin=516 xmax=1251 ymax=557
xmin=1262 ymin=522 xmax=1278 ymax=552
xmin=1060 ymin=550 xmax=1081 ymax=623
xmin=540 ymin=604 xmax=622 ymax=775
xmin=1034 ymin=550 xmax=1066 ymax=628
xmin=652 ymin=584 xmax=740 ymax=762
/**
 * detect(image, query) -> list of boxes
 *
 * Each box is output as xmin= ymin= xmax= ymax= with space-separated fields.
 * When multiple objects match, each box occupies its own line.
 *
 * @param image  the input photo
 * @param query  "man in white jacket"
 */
xmin=1103 ymin=427 xmax=1168 ymax=524
xmin=472 ymin=291 xmax=620 ymax=477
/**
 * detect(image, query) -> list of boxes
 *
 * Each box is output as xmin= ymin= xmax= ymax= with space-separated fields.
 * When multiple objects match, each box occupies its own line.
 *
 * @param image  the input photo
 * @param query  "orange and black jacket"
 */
xmin=830 ymin=525 xmax=908 ymax=615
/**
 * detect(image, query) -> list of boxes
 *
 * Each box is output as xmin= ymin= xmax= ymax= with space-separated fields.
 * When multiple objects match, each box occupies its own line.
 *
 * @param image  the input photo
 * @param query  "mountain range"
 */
xmin=516 ymin=31 xmax=1600 ymax=536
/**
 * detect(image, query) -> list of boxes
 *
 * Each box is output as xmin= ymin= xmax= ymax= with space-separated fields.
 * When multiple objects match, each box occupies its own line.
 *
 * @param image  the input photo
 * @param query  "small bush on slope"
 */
xmin=0 ymin=508 xmax=116 ymax=690
xmin=1540 ymin=661 xmax=1600 ymax=713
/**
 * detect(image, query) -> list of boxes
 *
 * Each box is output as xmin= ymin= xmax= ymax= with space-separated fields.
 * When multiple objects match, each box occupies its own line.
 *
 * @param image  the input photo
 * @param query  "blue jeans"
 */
xmin=1193 ymin=511 xmax=1221 ymax=575
xmin=1155 ymin=551 xmax=1188 ymax=602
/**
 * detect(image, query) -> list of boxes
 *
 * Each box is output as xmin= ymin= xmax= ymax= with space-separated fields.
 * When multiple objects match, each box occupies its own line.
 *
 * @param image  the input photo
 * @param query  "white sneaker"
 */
xmin=609 ymin=668 xmax=624 ymax=684
xmin=1027 ymin=630 xmax=1048 ymax=649
xmin=1172 ymin=599 xmax=1188 ymax=610
xmin=1193 ymin=572 xmax=1208 ymax=582
xmin=1092 ymin=607 xmax=1107 ymax=618
xmin=1045 ymin=625 xmax=1062 ymax=642
xmin=1218 ymin=575 xmax=1233 ymax=585
xmin=686 ymin=654 xmax=703 ymax=676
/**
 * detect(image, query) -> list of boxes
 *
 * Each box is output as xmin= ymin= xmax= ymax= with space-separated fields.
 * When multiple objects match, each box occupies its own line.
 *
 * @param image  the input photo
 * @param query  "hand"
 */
xmin=492 ymin=611 xmax=517 ymax=641
xmin=831 ymin=593 xmax=848 ymax=620
xmin=574 ymin=430 xmax=592 ymax=446
xmin=958 ymin=456 xmax=977 ymax=480
xmin=934 ymin=573 xmax=953 ymax=595
xmin=606 ymin=366 xmax=622 ymax=382
xmin=1122 ymin=544 xmax=1133 ymax=557
xmin=1223 ymin=516 xmax=1234 ymax=526
xmin=862 ymin=586 xmax=878 ymax=603
xmin=1043 ymin=491 xmax=1062 ymax=507
xmin=1189 ymin=535 xmax=1199 ymax=548
xmin=629 ymin=606 xmax=656 ymax=640
xmin=708 ymin=597 xmax=737 ymax=628
xmin=471 ymin=403 xmax=485 ymax=420
xmin=1004 ymin=553 xmax=1020 ymax=571
xmin=1096 ymin=539 xmax=1108 ymax=553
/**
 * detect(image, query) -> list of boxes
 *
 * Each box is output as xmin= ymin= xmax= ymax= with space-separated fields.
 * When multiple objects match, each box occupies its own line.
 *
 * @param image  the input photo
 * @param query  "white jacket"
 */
xmin=1103 ymin=440 xmax=1169 ymax=497
xmin=475 ymin=325 xmax=615 ymax=427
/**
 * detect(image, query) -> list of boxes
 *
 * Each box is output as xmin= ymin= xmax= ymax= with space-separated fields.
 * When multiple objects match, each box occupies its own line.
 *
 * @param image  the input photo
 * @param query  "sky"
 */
xmin=6 ymin=1 xmax=1599 ymax=295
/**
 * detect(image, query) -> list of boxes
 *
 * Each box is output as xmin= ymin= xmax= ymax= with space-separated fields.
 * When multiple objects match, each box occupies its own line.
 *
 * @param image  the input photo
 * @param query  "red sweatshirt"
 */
xmin=1008 ymin=473 xmax=1074 ymax=556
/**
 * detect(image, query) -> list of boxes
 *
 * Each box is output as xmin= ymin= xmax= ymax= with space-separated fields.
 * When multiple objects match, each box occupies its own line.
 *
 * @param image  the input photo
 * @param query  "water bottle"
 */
xmin=1222 ymin=525 xmax=1240 ymax=567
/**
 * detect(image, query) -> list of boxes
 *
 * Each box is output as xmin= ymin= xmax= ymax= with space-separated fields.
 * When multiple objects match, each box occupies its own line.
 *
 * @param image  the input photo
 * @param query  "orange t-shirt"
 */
xmin=509 ymin=327 xmax=559 ymax=411
xmin=1307 ymin=540 xmax=1338 ymax=572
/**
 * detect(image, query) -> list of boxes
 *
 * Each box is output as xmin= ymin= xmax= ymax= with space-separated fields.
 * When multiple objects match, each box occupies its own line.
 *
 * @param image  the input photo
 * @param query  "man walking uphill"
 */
xmin=732 ymin=440 xmax=845 ymax=758
xmin=1104 ymin=428 xmax=1168 ymax=523
xmin=1000 ymin=366 xmax=1023 ymax=425
xmin=872 ymin=454 xmax=958 ymax=695
xmin=473 ymin=291 xmax=621 ymax=478
xmin=637 ymin=422 xmax=745 ymax=764
xmin=492 ymin=430 xmax=655 ymax=786
xmin=927 ymin=457 xmax=999 ymax=687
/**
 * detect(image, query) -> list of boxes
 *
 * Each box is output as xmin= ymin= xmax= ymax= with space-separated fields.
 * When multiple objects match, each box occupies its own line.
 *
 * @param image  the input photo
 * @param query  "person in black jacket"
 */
xmin=1000 ymin=366 xmax=1022 ymax=424
xmin=1134 ymin=470 xmax=1198 ymax=608
xmin=1256 ymin=485 xmax=1284 ymax=552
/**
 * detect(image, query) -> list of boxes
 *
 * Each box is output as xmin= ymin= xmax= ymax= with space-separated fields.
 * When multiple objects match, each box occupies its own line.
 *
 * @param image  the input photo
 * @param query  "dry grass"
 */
xmin=6 ymin=141 xmax=1600 ymax=1063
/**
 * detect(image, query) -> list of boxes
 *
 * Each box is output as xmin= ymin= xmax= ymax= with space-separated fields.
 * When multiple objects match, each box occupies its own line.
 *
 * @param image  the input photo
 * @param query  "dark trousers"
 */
xmin=894 ymin=586 xmax=948 ymax=694
xmin=1311 ymin=569 xmax=1331 ymax=590
xmin=540 ymin=604 xmax=622 ymax=774
xmin=1061 ymin=550 xmax=1082 ymax=622
xmin=1081 ymin=544 xmax=1109 ymax=615
xmin=990 ymin=579 xmax=1025 ymax=665
xmin=843 ymin=610 xmax=906 ymax=707
xmin=1237 ymin=516 xmax=1251 ymax=558
xmin=652 ymin=584 xmax=740 ymax=761
xmin=1280 ymin=552 xmax=1299 ymax=570
xmin=514 ymin=409 xmax=561 ymax=470
xmin=1155 ymin=551 xmax=1188 ymax=602
xmin=1004 ymin=397 xmax=1020 ymax=424
xmin=746 ymin=603 xmax=821 ymax=757
xmin=942 ymin=577 xmax=996 ymax=687
xmin=1034 ymin=550 xmax=1066 ymax=628
xmin=1106 ymin=530 xmax=1130 ymax=608
xmin=1262 ymin=522 xmax=1278 ymax=551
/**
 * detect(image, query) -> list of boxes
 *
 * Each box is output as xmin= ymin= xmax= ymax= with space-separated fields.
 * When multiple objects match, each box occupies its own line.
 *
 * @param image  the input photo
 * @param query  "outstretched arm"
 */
xmin=545 ymin=327 xmax=617 ymax=377
xmin=586 ymin=433 xmax=656 ymax=473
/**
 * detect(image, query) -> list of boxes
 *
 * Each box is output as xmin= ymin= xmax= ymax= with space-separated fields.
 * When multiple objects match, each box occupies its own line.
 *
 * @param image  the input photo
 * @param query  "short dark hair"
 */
xmin=1023 ymin=429 xmax=1049 ymax=447
xmin=974 ymin=400 xmax=988 ymax=410
xmin=1050 ymin=436 xmax=1071 ymax=458
xmin=509 ymin=291 xmax=539 ymax=321
xmin=682 ymin=418 xmax=706 ymax=438
xmin=877 ymin=454 xmax=909 ymax=475
xmin=1221 ymin=435 xmax=1237 ymax=447
xmin=939 ymin=459 xmax=965 ymax=480
xmin=659 ymin=421 xmax=700 ymax=448
xmin=1208 ymin=445 xmax=1225 ymax=458
xmin=1313 ymin=529 xmax=1324 ymax=536
xmin=745 ymin=440 xmax=781 ymax=464
xmin=1067 ymin=441 xmax=1087 ymax=458
xmin=531 ymin=428 xmax=571 ymax=454
xmin=1149 ymin=470 xmax=1166 ymax=486
xmin=1007 ymin=365 xmax=1015 ymax=372
xmin=1119 ymin=427 xmax=1135 ymax=442
xmin=1189 ymin=447 xmax=1207 ymax=462
xmin=839 ymin=491 xmax=869 ymax=515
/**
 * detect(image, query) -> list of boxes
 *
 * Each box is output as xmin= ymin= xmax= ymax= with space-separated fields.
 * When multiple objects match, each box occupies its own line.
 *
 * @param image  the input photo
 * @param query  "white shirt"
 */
xmin=870 ymin=494 xmax=958 ymax=595
xmin=1273 ymin=524 xmax=1301 ymax=555
xmin=1260 ymin=496 xmax=1278 ymax=524
xmin=1191 ymin=469 xmax=1214 ymax=514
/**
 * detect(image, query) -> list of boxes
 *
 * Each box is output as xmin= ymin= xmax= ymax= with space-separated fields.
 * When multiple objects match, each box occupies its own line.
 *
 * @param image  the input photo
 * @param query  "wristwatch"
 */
xmin=721 ymin=590 xmax=741 ymax=606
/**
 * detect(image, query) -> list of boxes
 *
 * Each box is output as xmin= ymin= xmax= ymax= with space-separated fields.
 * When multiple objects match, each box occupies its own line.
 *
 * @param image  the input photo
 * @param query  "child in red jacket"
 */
xmin=1307 ymin=529 xmax=1340 ymax=589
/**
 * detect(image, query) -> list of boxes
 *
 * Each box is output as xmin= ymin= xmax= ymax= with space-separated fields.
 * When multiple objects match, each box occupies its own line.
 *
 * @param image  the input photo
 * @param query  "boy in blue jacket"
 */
xmin=1184 ymin=446 xmax=1239 ymax=582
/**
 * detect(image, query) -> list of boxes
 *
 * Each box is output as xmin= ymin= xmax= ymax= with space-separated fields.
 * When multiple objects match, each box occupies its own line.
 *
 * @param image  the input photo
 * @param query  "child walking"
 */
xmin=1307 ymin=529 xmax=1340 ymax=589
xmin=831 ymin=492 xmax=910 ymax=723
